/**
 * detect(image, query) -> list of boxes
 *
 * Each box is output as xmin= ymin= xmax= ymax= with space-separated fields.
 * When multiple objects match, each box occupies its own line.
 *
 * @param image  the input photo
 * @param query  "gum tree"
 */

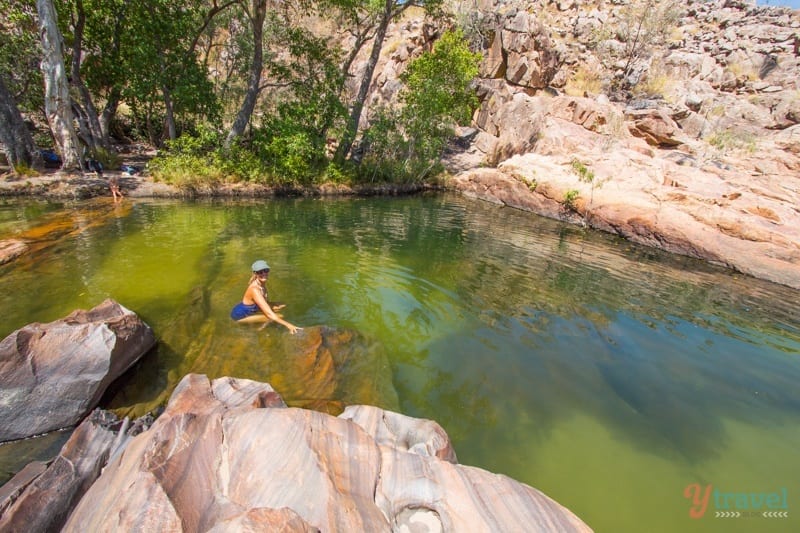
xmin=334 ymin=0 xmax=442 ymax=163
xmin=38 ymin=0 xmax=81 ymax=169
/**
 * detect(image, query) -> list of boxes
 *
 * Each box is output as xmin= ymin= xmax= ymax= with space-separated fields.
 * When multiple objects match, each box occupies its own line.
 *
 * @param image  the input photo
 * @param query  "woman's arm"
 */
xmin=250 ymin=285 xmax=301 ymax=334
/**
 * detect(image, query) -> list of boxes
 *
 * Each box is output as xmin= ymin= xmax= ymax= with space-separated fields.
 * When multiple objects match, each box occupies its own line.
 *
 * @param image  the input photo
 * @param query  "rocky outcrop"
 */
xmin=479 ymin=6 xmax=562 ymax=90
xmin=63 ymin=373 xmax=592 ymax=532
xmin=452 ymin=133 xmax=800 ymax=287
xmin=0 ymin=410 xmax=152 ymax=533
xmin=0 ymin=299 xmax=156 ymax=442
xmin=444 ymin=0 xmax=800 ymax=289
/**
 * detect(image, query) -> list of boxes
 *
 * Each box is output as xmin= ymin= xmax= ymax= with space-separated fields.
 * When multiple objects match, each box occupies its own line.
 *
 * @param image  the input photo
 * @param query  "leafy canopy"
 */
xmin=360 ymin=29 xmax=480 ymax=182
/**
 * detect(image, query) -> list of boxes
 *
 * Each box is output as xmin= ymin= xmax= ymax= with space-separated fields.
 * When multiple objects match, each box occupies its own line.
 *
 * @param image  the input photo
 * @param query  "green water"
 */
xmin=1 ymin=195 xmax=799 ymax=532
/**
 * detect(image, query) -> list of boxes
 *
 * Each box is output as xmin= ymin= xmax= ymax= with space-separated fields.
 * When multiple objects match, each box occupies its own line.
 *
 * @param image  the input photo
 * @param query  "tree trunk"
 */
xmin=70 ymin=0 xmax=110 ymax=153
xmin=335 ymin=0 xmax=399 ymax=163
xmin=100 ymin=87 xmax=120 ymax=139
xmin=37 ymin=0 xmax=81 ymax=170
xmin=163 ymin=83 xmax=177 ymax=140
xmin=0 ymin=74 xmax=36 ymax=170
xmin=225 ymin=0 xmax=267 ymax=149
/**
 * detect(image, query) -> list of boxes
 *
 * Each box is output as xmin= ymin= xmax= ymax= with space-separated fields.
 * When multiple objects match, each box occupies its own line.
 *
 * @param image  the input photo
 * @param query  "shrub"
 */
xmin=12 ymin=163 xmax=39 ymax=177
xmin=149 ymin=124 xmax=264 ymax=186
xmin=358 ymin=29 xmax=481 ymax=183
xmin=564 ymin=65 xmax=603 ymax=96
xmin=571 ymin=159 xmax=595 ymax=183
xmin=564 ymin=189 xmax=580 ymax=211
xmin=707 ymin=129 xmax=756 ymax=154
xmin=92 ymin=147 xmax=122 ymax=170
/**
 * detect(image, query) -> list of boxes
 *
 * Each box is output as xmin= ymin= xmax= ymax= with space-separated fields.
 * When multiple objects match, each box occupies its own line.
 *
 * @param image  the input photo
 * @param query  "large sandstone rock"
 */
xmin=625 ymin=108 xmax=684 ymax=147
xmin=0 ymin=410 xmax=151 ymax=533
xmin=63 ymin=374 xmax=592 ymax=532
xmin=0 ymin=299 xmax=156 ymax=442
xmin=478 ymin=9 xmax=560 ymax=90
xmin=452 ymin=140 xmax=800 ymax=289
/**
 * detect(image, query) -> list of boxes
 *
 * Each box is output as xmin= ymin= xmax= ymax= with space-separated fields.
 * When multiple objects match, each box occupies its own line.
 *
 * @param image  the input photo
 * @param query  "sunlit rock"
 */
xmin=0 ymin=299 xmax=156 ymax=442
xmin=445 ymin=0 xmax=800 ymax=289
xmin=63 ymin=374 xmax=592 ymax=532
xmin=625 ymin=108 xmax=684 ymax=147
xmin=0 ymin=410 xmax=150 ymax=532
xmin=453 ymin=140 xmax=800 ymax=289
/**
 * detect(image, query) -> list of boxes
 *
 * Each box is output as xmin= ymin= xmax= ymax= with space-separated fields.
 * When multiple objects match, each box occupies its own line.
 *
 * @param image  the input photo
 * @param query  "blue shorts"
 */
xmin=231 ymin=303 xmax=260 ymax=320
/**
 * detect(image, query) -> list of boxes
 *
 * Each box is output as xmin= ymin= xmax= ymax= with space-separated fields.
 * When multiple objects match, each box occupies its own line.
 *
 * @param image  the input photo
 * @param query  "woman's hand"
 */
xmin=287 ymin=324 xmax=302 ymax=335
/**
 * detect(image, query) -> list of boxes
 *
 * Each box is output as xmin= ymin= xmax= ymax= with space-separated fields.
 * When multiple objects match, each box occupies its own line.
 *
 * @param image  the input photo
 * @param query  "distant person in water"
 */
xmin=109 ymin=175 xmax=123 ymax=203
xmin=230 ymin=260 xmax=301 ymax=334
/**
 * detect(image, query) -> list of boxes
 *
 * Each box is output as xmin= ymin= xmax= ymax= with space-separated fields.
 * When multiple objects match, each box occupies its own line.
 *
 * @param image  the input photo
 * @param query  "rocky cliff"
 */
xmin=366 ymin=0 xmax=800 ymax=288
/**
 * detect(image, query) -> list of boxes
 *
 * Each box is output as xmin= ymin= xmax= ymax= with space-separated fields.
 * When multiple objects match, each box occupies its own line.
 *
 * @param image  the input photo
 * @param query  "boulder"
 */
xmin=0 ymin=410 xmax=151 ymax=533
xmin=625 ymin=108 xmax=684 ymax=146
xmin=0 ymin=299 xmax=156 ymax=442
xmin=63 ymin=374 xmax=592 ymax=532
xmin=774 ymin=124 xmax=800 ymax=154
xmin=492 ymin=94 xmax=547 ymax=164
xmin=548 ymin=96 xmax=627 ymax=136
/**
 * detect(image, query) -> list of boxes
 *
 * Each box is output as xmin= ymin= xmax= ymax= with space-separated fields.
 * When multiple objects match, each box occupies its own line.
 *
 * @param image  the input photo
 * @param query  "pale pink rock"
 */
xmin=625 ymin=108 xmax=684 ymax=146
xmin=453 ymin=139 xmax=800 ymax=289
xmin=63 ymin=374 xmax=592 ymax=532
xmin=0 ymin=410 xmax=140 ymax=533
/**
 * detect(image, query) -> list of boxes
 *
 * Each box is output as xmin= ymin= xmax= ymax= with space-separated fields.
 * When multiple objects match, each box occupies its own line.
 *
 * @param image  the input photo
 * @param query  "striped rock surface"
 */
xmin=64 ymin=373 xmax=592 ymax=532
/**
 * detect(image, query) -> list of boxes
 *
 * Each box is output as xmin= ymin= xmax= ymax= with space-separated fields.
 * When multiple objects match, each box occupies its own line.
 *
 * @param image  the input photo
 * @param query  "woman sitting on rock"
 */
xmin=230 ymin=260 xmax=301 ymax=334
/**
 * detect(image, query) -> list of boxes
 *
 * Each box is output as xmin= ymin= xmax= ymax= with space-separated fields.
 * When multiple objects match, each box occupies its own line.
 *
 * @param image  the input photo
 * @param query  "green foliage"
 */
xmin=248 ymin=26 xmax=348 ymax=184
xmin=0 ymin=0 xmax=43 ymax=113
xmin=401 ymin=28 xmax=481 ymax=135
xmin=571 ymin=159 xmax=595 ymax=183
xmin=92 ymin=147 xmax=122 ymax=170
xmin=149 ymin=9 xmax=353 ymax=188
xmin=707 ymin=129 xmax=756 ymax=154
xmin=12 ymin=162 xmax=39 ymax=177
xmin=253 ymin=126 xmax=318 ymax=185
xmin=358 ymin=29 xmax=481 ymax=183
xmin=63 ymin=0 xmax=220 ymax=144
xmin=323 ymin=162 xmax=351 ymax=184
xmin=150 ymin=120 xmax=331 ymax=187
xmin=149 ymin=125 xmax=236 ymax=186
xmin=563 ymin=189 xmax=580 ymax=211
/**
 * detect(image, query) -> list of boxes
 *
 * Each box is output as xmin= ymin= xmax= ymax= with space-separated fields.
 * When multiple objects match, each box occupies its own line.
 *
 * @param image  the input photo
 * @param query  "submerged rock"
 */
xmin=0 ymin=239 xmax=28 ymax=265
xmin=63 ymin=373 xmax=592 ymax=532
xmin=0 ymin=299 xmax=156 ymax=442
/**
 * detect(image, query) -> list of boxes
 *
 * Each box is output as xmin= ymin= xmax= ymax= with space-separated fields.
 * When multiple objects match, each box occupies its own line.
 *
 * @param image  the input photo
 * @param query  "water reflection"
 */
xmin=0 ymin=195 xmax=798 ymax=532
